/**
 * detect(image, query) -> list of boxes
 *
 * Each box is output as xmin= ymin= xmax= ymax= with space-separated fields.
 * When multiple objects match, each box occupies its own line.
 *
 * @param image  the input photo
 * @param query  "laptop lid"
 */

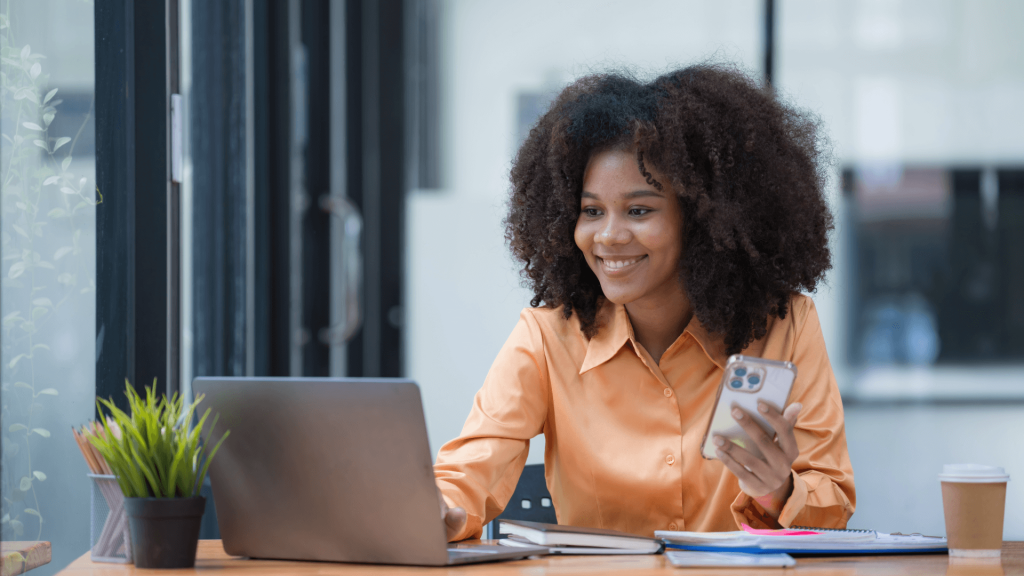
xmin=194 ymin=377 xmax=450 ymax=566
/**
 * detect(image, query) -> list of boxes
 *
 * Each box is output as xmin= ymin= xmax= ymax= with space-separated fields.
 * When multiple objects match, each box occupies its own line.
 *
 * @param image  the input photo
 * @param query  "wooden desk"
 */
xmin=56 ymin=540 xmax=1023 ymax=575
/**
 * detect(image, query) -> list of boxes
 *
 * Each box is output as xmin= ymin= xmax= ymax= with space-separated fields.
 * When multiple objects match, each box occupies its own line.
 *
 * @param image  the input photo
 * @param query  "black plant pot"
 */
xmin=124 ymin=496 xmax=206 ymax=568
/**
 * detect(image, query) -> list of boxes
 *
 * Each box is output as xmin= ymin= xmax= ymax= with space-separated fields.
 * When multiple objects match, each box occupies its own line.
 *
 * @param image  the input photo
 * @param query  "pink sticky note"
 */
xmin=741 ymin=523 xmax=821 ymax=536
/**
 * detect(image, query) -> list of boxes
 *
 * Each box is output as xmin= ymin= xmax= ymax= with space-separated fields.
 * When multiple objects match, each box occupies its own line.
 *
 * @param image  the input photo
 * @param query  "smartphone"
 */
xmin=700 ymin=355 xmax=797 ymax=460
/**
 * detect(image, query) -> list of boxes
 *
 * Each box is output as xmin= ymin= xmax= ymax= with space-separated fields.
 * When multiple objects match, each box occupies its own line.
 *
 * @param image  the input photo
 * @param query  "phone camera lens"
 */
xmin=730 ymin=380 xmax=743 ymax=389
xmin=734 ymin=368 xmax=747 ymax=377
xmin=747 ymin=375 xmax=760 ymax=385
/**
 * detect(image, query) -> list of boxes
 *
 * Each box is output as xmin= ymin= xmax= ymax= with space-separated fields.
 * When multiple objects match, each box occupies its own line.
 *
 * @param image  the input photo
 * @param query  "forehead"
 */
xmin=582 ymin=149 xmax=664 ymax=198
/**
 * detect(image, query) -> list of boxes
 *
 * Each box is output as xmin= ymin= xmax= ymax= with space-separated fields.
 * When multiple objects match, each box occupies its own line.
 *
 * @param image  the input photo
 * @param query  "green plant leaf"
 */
xmin=8 ymin=354 xmax=26 ymax=368
xmin=60 ymin=187 xmax=76 ymax=195
xmin=32 ymin=140 xmax=48 ymax=152
xmin=19 ymin=477 xmax=31 ymax=491
xmin=12 ymin=225 xmax=29 ymax=239
xmin=43 ymin=112 xmax=55 ymax=126
xmin=21 ymin=122 xmax=42 ymax=131
xmin=31 ymin=298 xmax=52 ymax=307
xmin=31 ymin=428 xmax=50 ymax=438
xmin=43 ymin=176 xmax=60 ymax=186
xmin=48 ymin=208 xmax=67 ymax=218
xmin=29 ymin=62 xmax=40 ymax=79
xmin=13 ymin=382 xmax=32 ymax=391
xmin=54 ymin=247 xmax=73 ymax=260
xmin=23 ymin=508 xmax=40 ymax=517
xmin=36 ymin=389 xmax=58 ymax=396
xmin=44 ymin=88 xmax=57 ymax=103
xmin=62 ymin=156 xmax=71 ymax=170
xmin=20 ymin=45 xmax=30 ymax=60
xmin=1 ymin=514 xmax=8 ymax=523
xmin=32 ymin=471 xmax=46 ymax=481
xmin=53 ymin=137 xmax=70 ymax=151
xmin=8 ymin=424 xmax=27 ymax=432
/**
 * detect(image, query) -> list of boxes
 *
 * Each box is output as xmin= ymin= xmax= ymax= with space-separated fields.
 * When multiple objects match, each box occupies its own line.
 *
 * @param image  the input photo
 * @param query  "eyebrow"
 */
xmin=581 ymin=189 xmax=665 ymax=200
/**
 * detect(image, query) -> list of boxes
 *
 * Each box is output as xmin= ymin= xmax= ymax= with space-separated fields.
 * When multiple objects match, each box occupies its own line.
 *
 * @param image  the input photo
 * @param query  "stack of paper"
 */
xmin=656 ymin=525 xmax=947 ymax=555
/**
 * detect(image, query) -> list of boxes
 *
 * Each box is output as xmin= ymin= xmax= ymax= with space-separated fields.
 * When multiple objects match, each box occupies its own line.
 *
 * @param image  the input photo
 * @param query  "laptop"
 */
xmin=193 ymin=377 xmax=547 ymax=566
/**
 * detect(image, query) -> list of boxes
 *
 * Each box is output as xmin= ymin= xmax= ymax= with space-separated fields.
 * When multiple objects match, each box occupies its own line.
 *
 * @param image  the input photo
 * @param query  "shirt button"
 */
xmin=665 ymin=454 xmax=675 ymax=465
xmin=663 ymin=388 xmax=673 ymax=397
xmin=668 ymin=523 xmax=678 ymax=531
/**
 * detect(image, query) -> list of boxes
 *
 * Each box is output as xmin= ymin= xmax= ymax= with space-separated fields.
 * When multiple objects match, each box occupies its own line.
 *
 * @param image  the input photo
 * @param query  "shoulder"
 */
xmin=520 ymin=305 xmax=581 ymax=338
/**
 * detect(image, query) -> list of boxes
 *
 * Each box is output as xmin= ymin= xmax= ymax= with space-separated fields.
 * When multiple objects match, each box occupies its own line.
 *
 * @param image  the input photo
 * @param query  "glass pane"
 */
xmin=1 ymin=0 xmax=96 ymax=573
xmin=777 ymin=0 xmax=1024 ymax=386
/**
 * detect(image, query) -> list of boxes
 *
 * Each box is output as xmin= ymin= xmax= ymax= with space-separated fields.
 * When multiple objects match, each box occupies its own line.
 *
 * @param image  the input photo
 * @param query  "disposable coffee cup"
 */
xmin=939 ymin=464 xmax=1009 ymax=558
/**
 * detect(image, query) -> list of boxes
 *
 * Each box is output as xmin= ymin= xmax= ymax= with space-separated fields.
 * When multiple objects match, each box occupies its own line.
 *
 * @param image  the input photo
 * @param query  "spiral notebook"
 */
xmin=656 ymin=525 xmax=948 ymax=556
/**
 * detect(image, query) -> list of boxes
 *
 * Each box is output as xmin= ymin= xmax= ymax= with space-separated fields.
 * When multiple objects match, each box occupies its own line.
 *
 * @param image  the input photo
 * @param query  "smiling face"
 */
xmin=574 ymin=148 xmax=686 ymax=308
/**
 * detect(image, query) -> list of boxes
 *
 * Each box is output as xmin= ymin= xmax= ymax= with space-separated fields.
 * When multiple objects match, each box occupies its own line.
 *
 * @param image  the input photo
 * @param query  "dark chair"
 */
xmin=487 ymin=463 xmax=557 ymax=539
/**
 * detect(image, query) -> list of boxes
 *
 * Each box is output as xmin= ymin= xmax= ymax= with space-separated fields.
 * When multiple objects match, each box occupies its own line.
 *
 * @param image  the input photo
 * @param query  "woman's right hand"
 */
xmin=437 ymin=486 xmax=468 ymax=541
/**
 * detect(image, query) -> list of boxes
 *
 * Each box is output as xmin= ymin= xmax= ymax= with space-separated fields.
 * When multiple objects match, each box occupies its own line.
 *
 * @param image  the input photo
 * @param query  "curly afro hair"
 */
xmin=505 ymin=64 xmax=834 ymax=354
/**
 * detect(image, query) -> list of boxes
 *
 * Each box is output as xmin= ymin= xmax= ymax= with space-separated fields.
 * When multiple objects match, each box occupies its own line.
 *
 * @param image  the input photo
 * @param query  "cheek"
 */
xmin=574 ymin=220 xmax=591 ymax=253
xmin=638 ymin=222 xmax=683 ymax=263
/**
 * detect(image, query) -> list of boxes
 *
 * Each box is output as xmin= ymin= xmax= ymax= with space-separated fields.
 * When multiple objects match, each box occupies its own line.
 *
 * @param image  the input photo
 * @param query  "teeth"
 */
xmin=602 ymin=257 xmax=642 ymax=270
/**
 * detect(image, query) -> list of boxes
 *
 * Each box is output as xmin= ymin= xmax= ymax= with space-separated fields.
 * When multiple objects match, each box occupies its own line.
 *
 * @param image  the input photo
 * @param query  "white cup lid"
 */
xmin=938 ymin=464 xmax=1010 ymax=483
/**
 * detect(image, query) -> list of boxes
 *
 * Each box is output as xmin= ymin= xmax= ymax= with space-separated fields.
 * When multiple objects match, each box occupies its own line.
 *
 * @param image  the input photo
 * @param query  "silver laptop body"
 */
xmin=193 ymin=377 xmax=545 ymax=566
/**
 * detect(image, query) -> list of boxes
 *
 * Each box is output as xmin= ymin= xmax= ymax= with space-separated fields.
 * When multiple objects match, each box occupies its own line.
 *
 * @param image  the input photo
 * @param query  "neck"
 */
xmin=625 ymin=287 xmax=693 ymax=365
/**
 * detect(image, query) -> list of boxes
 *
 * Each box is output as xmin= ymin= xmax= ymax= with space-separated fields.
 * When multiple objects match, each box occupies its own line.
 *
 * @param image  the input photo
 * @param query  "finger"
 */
xmin=757 ymin=401 xmax=799 ymax=460
xmin=437 ymin=486 xmax=449 ymax=519
xmin=783 ymin=402 xmax=803 ymax=425
xmin=445 ymin=506 xmax=468 ymax=542
xmin=730 ymin=406 xmax=783 ymax=468
xmin=715 ymin=433 xmax=775 ymax=481
xmin=716 ymin=447 xmax=769 ymax=496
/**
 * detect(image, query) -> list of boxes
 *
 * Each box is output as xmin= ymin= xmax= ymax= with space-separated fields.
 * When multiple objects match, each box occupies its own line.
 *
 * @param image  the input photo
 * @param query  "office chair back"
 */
xmin=488 ymin=464 xmax=557 ymax=539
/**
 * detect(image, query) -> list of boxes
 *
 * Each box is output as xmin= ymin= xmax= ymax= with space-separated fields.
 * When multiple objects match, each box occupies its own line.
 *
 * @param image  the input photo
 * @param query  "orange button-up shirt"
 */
xmin=434 ymin=294 xmax=855 ymax=540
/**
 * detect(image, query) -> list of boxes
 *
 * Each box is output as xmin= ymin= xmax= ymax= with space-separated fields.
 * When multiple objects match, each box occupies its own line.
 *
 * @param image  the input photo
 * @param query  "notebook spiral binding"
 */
xmin=792 ymin=526 xmax=874 ymax=534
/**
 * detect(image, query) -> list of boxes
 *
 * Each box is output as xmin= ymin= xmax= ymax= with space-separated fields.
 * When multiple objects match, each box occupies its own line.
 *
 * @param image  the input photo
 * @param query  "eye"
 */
xmin=581 ymin=207 xmax=602 ymax=217
xmin=628 ymin=207 xmax=651 ymax=217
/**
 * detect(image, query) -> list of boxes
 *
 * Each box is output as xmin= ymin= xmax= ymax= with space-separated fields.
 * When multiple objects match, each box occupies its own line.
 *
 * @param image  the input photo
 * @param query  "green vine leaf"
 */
xmin=20 ymin=45 xmax=30 ymax=60
xmin=8 ymin=424 xmax=27 ymax=433
xmin=8 ymin=354 xmax=26 ymax=368
xmin=54 ymin=247 xmax=73 ymax=260
xmin=59 ymin=187 xmax=76 ymax=195
xmin=61 ymin=156 xmax=71 ymax=170
xmin=36 ymin=389 xmax=57 ymax=397
xmin=19 ymin=477 xmax=32 ymax=491
xmin=43 ymin=87 xmax=57 ymax=104
xmin=8 ymin=261 xmax=26 ymax=279
xmin=23 ymin=508 xmax=40 ymax=517
xmin=1 ymin=514 xmax=8 ymax=524
xmin=32 ymin=471 xmax=46 ymax=481
xmin=31 ymin=428 xmax=50 ymax=438
xmin=43 ymin=176 xmax=60 ymax=186
xmin=53 ymin=137 xmax=70 ymax=151
xmin=43 ymin=112 xmax=54 ymax=126
xmin=48 ymin=208 xmax=66 ymax=218
xmin=32 ymin=139 xmax=48 ymax=152
xmin=13 ymin=382 xmax=32 ymax=391
xmin=31 ymin=298 xmax=53 ymax=308
xmin=21 ymin=122 xmax=42 ymax=131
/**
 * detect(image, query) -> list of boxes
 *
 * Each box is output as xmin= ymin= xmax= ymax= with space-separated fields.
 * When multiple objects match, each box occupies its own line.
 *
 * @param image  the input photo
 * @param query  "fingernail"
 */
xmin=732 ymin=408 xmax=743 ymax=420
xmin=758 ymin=401 xmax=768 ymax=413
xmin=714 ymin=436 xmax=725 ymax=446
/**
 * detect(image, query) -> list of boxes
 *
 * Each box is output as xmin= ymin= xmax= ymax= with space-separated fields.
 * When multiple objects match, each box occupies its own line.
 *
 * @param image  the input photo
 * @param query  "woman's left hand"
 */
xmin=714 ymin=401 xmax=802 ymax=503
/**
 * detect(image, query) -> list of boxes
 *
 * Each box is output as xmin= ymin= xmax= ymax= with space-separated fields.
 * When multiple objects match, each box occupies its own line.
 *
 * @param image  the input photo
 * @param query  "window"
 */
xmin=1 ymin=0 xmax=97 ymax=571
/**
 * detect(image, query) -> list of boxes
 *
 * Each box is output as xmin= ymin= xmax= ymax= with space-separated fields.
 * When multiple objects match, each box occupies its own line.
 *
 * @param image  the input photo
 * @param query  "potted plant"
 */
xmin=89 ymin=381 xmax=229 ymax=569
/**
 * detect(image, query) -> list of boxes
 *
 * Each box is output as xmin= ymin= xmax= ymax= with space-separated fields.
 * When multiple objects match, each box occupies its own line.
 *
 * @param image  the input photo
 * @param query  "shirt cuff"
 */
xmin=439 ymin=487 xmax=484 ymax=542
xmin=730 ymin=470 xmax=808 ymax=529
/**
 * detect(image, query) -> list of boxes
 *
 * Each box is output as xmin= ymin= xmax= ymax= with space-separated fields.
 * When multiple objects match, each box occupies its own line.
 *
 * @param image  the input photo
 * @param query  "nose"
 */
xmin=595 ymin=214 xmax=631 ymax=246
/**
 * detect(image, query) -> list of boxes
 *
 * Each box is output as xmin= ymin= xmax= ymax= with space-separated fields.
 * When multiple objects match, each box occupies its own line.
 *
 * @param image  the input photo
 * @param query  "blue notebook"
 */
xmin=656 ymin=527 xmax=948 ymax=556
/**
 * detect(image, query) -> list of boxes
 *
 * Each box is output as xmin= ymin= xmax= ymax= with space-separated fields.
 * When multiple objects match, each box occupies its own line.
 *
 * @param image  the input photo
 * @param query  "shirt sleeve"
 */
xmin=434 ymin=309 xmax=551 ymax=541
xmin=731 ymin=296 xmax=857 ymax=529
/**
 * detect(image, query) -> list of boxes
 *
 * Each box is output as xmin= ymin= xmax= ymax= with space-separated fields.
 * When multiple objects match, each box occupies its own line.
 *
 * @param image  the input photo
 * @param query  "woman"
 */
xmin=434 ymin=64 xmax=855 ymax=541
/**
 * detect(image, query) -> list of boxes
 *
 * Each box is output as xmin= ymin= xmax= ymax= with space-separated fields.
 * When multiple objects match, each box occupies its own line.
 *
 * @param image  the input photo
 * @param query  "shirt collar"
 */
xmin=579 ymin=301 xmax=730 ymax=374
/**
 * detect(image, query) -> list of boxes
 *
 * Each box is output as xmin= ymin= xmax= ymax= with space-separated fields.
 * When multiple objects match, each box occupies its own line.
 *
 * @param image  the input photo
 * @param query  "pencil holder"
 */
xmin=89 ymin=474 xmax=133 ymax=563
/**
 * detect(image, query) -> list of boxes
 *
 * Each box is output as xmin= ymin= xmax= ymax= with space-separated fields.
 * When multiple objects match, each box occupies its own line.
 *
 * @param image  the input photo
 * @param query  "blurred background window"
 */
xmin=0 ymin=0 xmax=97 ymax=572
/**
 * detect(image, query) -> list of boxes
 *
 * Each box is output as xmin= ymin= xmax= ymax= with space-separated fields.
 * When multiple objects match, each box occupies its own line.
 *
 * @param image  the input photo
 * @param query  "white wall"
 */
xmin=406 ymin=0 xmax=1024 ymax=539
xmin=407 ymin=0 xmax=762 ymax=466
